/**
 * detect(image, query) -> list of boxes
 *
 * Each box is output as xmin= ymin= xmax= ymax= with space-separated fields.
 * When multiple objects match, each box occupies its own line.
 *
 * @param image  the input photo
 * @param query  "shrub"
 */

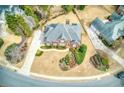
xmin=79 ymin=5 xmax=85 ymax=10
xmin=0 ymin=38 xmax=4 ymax=48
xmin=35 ymin=50 xmax=43 ymax=56
xmin=4 ymin=43 xmax=17 ymax=61
xmin=19 ymin=6 xmax=39 ymax=24
xmin=62 ymin=5 xmax=74 ymax=13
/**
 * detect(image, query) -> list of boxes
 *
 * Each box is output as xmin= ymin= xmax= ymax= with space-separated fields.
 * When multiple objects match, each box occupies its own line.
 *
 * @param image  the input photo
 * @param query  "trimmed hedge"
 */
xmin=0 ymin=38 xmax=4 ymax=48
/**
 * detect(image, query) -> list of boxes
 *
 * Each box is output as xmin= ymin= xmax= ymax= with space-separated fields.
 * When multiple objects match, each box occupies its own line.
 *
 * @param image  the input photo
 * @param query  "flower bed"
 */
xmin=90 ymin=54 xmax=109 ymax=71
xmin=59 ymin=44 xmax=87 ymax=71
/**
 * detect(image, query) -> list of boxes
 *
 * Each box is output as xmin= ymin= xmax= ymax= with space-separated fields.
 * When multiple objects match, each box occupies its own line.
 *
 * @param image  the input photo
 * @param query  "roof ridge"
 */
xmin=63 ymin=24 xmax=72 ymax=41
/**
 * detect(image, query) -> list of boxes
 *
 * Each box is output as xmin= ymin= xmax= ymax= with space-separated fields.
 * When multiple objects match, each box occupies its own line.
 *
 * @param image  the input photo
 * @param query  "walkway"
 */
xmin=19 ymin=30 xmax=44 ymax=75
xmin=87 ymin=26 xmax=124 ymax=67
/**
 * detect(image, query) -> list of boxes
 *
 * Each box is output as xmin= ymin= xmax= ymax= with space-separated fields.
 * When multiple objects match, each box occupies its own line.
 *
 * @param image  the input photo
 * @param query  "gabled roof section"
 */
xmin=109 ymin=12 xmax=122 ymax=21
xmin=44 ymin=23 xmax=82 ymax=43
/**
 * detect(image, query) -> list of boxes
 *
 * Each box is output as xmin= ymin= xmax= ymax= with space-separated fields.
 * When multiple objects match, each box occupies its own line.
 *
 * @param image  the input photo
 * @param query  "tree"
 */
xmin=79 ymin=5 xmax=85 ymax=10
xmin=5 ymin=13 xmax=32 ymax=37
xmin=4 ymin=42 xmax=27 ymax=64
xmin=19 ymin=5 xmax=39 ymax=24
xmin=5 ymin=13 xmax=30 ymax=63
xmin=62 ymin=5 xmax=74 ymax=13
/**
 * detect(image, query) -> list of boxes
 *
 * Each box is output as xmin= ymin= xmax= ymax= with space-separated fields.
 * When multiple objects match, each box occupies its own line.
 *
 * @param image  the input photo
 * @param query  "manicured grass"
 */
xmin=0 ymin=38 xmax=4 ymax=48
xmin=102 ymin=58 xmax=109 ymax=65
xmin=74 ymin=44 xmax=87 ymax=65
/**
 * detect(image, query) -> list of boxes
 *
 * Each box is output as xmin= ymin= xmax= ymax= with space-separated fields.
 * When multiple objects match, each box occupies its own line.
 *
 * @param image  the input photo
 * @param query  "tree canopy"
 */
xmin=19 ymin=5 xmax=40 ymax=24
xmin=62 ymin=5 xmax=74 ymax=13
xmin=5 ymin=13 xmax=32 ymax=37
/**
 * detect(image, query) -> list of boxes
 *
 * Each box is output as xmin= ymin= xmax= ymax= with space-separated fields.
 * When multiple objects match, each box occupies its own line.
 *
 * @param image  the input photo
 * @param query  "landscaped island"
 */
xmin=59 ymin=44 xmax=87 ymax=71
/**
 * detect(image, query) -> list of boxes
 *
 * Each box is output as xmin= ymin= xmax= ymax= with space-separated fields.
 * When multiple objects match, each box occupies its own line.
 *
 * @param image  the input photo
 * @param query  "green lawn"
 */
xmin=74 ymin=44 xmax=87 ymax=65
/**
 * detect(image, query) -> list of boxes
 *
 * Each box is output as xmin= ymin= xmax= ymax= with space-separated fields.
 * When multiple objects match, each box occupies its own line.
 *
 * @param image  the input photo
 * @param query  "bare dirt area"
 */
xmin=76 ymin=5 xmax=115 ymax=26
xmin=45 ymin=12 xmax=80 ymax=25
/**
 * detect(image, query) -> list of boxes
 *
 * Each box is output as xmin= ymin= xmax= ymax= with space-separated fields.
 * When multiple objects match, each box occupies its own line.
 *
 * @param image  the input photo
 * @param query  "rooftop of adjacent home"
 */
xmin=44 ymin=23 xmax=82 ymax=43
xmin=109 ymin=12 xmax=124 ymax=21
xmin=119 ymin=5 xmax=124 ymax=10
xmin=91 ymin=17 xmax=124 ymax=44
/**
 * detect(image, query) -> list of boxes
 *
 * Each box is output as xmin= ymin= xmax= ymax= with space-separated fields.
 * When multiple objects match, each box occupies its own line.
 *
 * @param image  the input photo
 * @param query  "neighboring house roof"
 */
xmin=119 ymin=5 xmax=124 ymax=11
xmin=91 ymin=17 xmax=124 ymax=44
xmin=44 ymin=23 xmax=82 ymax=44
xmin=109 ymin=12 xmax=124 ymax=21
xmin=109 ymin=12 xmax=122 ymax=21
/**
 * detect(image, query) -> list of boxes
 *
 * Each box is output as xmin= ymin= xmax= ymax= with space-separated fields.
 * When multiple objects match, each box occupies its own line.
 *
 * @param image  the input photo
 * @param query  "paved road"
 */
xmin=0 ymin=66 xmax=123 ymax=87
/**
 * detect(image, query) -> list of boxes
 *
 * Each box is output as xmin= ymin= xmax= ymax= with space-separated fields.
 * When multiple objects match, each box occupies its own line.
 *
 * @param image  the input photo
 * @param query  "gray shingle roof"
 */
xmin=91 ymin=18 xmax=124 ymax=44
xmin=109 ymin=12 xmax=122 ymax=21
xmin=44 ymin=23 xmax=82 ymax=43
